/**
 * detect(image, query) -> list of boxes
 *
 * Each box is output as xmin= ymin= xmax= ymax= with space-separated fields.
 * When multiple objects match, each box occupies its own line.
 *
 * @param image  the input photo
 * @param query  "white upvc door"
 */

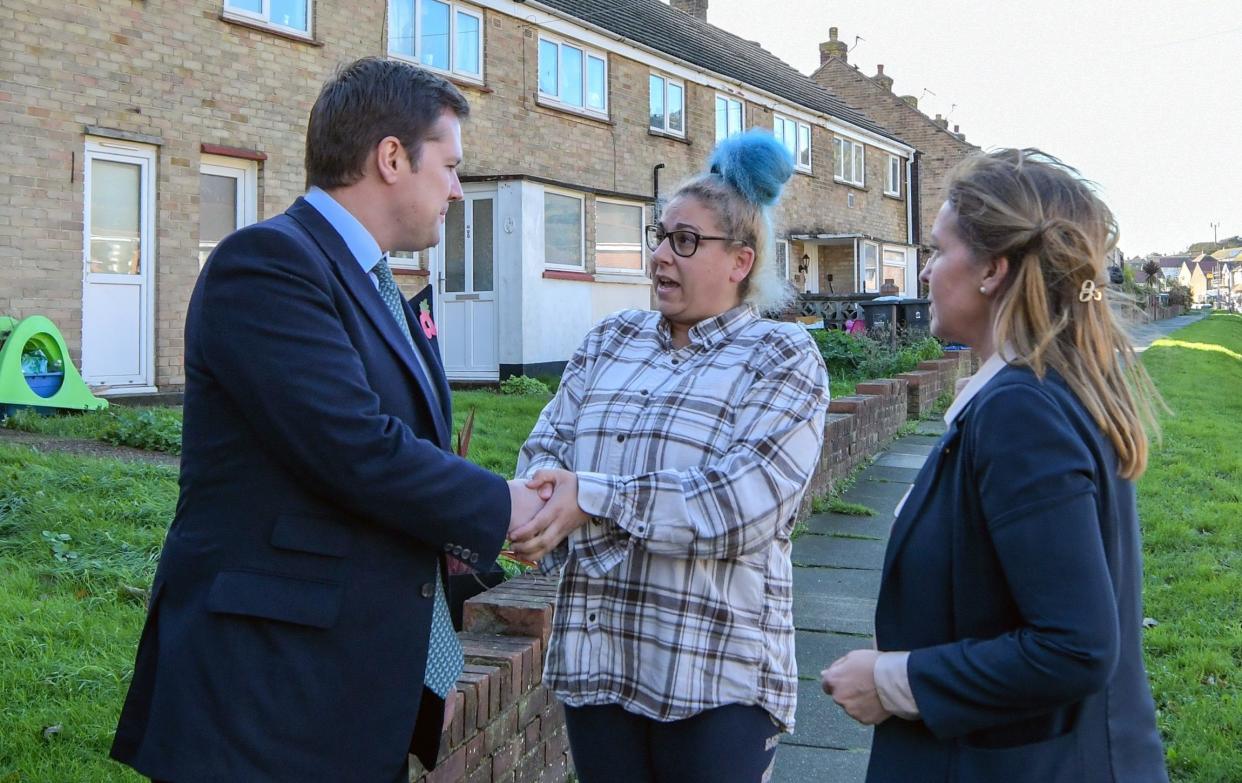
xmin=433 ymin=188 xmax=498 ymax=380
xmin=198 ymin=155 xmax=258 ymax=268
xmin=81 ymin=139 xmax=157 ymax=392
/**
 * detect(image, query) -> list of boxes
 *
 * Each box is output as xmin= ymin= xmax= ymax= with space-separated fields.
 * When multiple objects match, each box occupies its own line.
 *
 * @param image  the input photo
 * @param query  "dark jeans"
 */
xmin=563 ymin=702 xmax=781 ymax=783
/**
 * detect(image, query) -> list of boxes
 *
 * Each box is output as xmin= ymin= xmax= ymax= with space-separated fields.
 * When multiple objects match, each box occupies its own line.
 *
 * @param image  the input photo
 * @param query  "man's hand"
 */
xmin=507 ymin=469 xmax=590 ymax=561
xmin=821 ymin=649 xmax=892 ymax=725
xmin=507 ymin=480 xmax=546 ymax=533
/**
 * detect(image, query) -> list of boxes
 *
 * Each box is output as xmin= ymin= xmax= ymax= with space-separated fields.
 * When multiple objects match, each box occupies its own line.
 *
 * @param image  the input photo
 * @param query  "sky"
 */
xmin=699 ymin=0 xmax=1241 ymax=256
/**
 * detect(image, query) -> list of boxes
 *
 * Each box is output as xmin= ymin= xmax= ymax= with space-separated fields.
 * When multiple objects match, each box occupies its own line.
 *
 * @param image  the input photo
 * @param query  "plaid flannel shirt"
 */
xmin=517 ymin=305 xmax=828 ymax=730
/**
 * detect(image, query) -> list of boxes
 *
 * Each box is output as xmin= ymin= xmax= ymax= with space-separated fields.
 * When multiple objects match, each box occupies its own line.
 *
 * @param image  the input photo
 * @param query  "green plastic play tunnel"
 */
xmin=0 ymin=315 xmax=108 ymax=416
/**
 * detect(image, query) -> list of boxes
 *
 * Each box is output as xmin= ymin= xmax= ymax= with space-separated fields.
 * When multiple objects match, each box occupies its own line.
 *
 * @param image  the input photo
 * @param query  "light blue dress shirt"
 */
xmin=302 ymin=187 xmax=442 ymax=414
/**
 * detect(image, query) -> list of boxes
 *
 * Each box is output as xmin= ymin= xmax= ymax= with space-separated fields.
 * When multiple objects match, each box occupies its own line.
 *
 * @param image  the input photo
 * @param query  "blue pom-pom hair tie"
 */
xmin=708 ymin=129 xmax=795 ymax=207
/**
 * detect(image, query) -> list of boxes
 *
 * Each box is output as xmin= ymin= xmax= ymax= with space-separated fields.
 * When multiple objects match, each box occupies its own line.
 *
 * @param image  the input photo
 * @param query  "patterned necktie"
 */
xmin=373 ymin=255 xmax=463 ymax=698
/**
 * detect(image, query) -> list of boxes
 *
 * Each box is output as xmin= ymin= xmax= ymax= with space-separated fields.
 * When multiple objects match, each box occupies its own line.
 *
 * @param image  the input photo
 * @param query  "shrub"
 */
xmin=101 ymin=408 xmax=183 ymax=454
xmin=499 ymin=375 xmax=551 ymax=396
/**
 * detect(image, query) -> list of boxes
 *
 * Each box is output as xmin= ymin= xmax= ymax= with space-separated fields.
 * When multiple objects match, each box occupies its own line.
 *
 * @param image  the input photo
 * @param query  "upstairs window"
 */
xmin=834 ymin=136 xmax=865 ymax=187
xmin=224 ymin=0 xmax=311 ymax=35
xmin=715 ymin=95 xmax=744 ymax=142
xmin=649 ymin=74 xmax=685 ymax=136
xmin=774 ymin=114 xmax=811 ymax=172
xmin=388 ymin=0 xmax=483 ymax=80
xmin=885 ymin=154 xmax=902 ymax=197
xmin=539 ymin=36 xmax=607 ymax=116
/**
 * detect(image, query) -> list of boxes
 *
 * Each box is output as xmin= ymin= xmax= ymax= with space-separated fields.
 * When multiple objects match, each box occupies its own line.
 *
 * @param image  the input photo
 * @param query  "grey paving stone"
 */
xmin=771 ymin=742 xmax=870 ymax=783
xmin=785 ymin=679 xmax=873 ymax=750
xmin=865 ymin=465 xmax=923 ymax=483
xmin=914 ymin=419 xmax=948 ymax=435
xmin=793 ymin=535 xmax=887 ymax=570
xmin=885 ymin=440 xmax=934 ymax=456
xmin=793 ymin=568 xmax=879 ymax=635
xmin=840 ymin=479 xmax=912 ymax=510
xmin=800 ymin=512 xmax=892 ymax=539
xmin=795 ymin=630 xmax=866 ymax=676
xmin=874 ymin=452 xmax=928 ymax=470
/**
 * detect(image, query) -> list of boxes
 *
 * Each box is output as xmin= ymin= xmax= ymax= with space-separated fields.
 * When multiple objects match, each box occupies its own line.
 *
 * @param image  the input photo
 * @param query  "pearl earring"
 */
xmin=979 ymin=286 xmax=987 ymax=295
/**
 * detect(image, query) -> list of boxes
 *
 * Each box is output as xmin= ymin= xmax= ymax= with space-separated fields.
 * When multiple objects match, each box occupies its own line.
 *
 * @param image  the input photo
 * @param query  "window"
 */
xmin=885 ymin=154 xmax=901 ymax=197
xmin=199 ymin=155 xmax=258 ymax=269
xmin=715 ymin=95 xmax=744 ymax=142
xmin=834 ymin=136 xmax=865 ymax=187
xmin=882 ymin=247 xmax=907 ymax=294
xmin=388 ymin=0 xmax=483 ymax=80
xmin=224 ymin=0 xmax=310 ymax=34
xmin=596 ymin=200 xmax=645 ymax=273
xmin=544 ymin=189 xmax=584 ymax=268
xmin=861 ymin=240 xmax=879 ymax=292
xmin=774 ymin=115 xmax=811 ymax=172
xmin=775 ymin=239 xmax=790 ymax=280
xmin=538 ymin=36 xmax=607 ymax=115
xmin=649 ymin=74 xmax=685 ymax=136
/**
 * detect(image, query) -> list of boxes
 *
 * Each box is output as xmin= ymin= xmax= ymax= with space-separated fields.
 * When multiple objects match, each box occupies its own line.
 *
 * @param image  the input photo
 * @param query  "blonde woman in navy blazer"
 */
xmin=821 ymin=149 xmax=1169 ymax=782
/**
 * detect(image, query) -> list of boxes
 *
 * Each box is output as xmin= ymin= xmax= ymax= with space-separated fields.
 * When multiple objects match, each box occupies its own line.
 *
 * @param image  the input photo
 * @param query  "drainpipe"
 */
xmin=652 ymin=163 xmax=666 ymax=216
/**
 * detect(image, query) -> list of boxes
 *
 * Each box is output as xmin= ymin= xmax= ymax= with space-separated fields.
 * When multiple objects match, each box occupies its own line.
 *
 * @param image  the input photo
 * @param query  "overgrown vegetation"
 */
xmin=3 ymin=407 xmax=182 ymax=455
xmin=813 ymin=329 xmax=944 ymax=392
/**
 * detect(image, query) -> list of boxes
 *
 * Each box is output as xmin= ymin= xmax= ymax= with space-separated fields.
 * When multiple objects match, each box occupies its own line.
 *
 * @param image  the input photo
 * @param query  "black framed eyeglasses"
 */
xmin=644 ymin=225 xmax=742 ymax=258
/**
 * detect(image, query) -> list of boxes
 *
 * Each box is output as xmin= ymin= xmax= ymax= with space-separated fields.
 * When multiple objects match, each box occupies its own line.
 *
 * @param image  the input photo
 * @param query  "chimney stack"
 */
xmin=899 ymin=95 xmax=918 ymax=109
xmin=953 ymin=124 xmax=966 ymax=141
xmin=933 ymin=113 xmax=949 ymax=130
xmin=873 ymin=64 xmax=893 ymax=92
xmin=670 ymin=0 xmax=708 ymax=22
xmin=820 ymin=27 xmax=848 ymax=64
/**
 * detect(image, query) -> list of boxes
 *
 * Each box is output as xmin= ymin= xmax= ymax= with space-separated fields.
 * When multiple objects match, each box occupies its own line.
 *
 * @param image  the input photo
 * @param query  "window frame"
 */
xmin=648 ymin=73 xmax=686 ymax=137
xmin=223 ymin=0 xmax=312 ymax=37
xmin=774 ymin=114 xmax=812 ymax=174
xmin=860 ymin=239 xmax=880 ymax=293
xmin=775 ymin=239 xmax=790 ymax=280
xmin=198 ymin=155 xmax=258 ymax=270
xmin=537 ymin=34 xmax=609 ymax=119
xmin=834 ymin=136 xmax=866 ymax=188
xmin=387 ymin=0 xmax=484 ymax=82
xmin=715 ymin=94 xmax=744 ymax=143
xmin=884 ymin=154 xmax=901 ymax=197
xmin=543 ymin=186 xmax=586 ymax=271
xmin=881 ymin=246 xmax=908 ymax=295
xmin=594 ymin=197 xmax=647 ymax=276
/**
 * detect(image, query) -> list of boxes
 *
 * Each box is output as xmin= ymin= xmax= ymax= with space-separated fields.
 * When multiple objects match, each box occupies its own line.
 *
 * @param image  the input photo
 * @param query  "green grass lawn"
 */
xmin=1138 ymin=313 xmax=1242 ymax=782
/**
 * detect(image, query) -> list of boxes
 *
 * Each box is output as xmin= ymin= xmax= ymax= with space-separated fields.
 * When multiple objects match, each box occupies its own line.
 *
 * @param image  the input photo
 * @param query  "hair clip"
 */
xmin=1078 ymin=279 xmax=1102 ymax=303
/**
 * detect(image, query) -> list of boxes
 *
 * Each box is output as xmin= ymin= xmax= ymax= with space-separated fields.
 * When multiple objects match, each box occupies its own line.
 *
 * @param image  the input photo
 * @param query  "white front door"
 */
xmin=81 ymin=139 xmax=157 ymax=392
xmin=436 ymin=191 xmax=498 ymax=380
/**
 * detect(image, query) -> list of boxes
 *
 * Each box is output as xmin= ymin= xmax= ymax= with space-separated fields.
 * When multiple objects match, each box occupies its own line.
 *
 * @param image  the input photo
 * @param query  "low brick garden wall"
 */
xmin=425 ymin=350 xmax=973 ymax=782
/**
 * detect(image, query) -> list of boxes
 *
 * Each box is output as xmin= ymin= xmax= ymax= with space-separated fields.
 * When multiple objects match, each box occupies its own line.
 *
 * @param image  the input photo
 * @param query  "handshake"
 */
xmin=503 ymin=469 xmax=590 ymax=563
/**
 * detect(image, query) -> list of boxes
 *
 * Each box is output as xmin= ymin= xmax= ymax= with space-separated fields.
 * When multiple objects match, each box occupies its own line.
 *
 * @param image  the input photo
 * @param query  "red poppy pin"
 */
xmin=418 ymin=300 xmax=437 ymax=339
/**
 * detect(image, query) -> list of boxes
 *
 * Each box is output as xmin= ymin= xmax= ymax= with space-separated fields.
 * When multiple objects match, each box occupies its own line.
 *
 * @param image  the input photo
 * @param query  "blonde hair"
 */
xmin=668 ymin=176 xmax=794 ymax=315
xmin=946 ymin=148 xmax=1161 ymax=479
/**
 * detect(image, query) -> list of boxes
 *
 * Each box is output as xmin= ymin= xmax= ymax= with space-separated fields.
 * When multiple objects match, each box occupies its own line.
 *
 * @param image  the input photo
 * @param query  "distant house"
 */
xmin=809 ymin=27 xmax=979 ymax=290
xmin=1212 ymin=247 xmax=1242 ymax=298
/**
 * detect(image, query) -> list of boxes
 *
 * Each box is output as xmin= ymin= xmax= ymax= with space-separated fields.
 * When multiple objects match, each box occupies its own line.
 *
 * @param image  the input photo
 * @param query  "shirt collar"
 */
xmin=943 ymin=347 xmax=1011 ymax=426
xmin=657 ymin=304 xmax=758 ymax=350
xmin=303 ymin=186 xmax=384 ymax=275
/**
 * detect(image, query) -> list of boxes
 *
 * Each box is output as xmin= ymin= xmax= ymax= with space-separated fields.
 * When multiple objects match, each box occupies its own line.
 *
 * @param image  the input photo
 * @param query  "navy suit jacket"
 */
xmin=111 ymin=198 xmax=511 ymax=782
xmin=867 ymin=365 xmax=1167 ymax=783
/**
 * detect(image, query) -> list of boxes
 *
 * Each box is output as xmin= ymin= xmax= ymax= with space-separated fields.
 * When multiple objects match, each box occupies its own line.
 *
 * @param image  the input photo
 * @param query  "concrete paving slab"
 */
xmin=800 ymin=512 xmax=892 ymax=539
xmin=874 ymin=452 xmax=928 ymax=470
xmin=793 ymin=569 xmax=879 ymax=636
xmin=885 ymin=440 xmax=934 ymax=456
xmin=771 ymin=743 xmax=870 ymax=783
xmin=795 ymin=630 xmax=866 ymax=676
xmin=840 ymin=479 xmax=912 ymax=509
xmin=865 ymin=465 xmax=923 ymax=483
xmin=793 ymin=535 xmax=887 ymax=570
xmin=785 ymin=679 xmax=873 ymax=750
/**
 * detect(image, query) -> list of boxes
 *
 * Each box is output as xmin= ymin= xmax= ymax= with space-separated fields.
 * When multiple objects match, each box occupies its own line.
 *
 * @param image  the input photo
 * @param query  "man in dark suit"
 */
xmin=111 ymin=57 xmax=543 ymax=782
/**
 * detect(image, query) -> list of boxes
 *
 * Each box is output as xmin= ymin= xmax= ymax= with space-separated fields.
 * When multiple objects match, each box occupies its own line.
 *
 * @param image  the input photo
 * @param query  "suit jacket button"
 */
xmin=420 ymin=582 xmax=435 ymax=599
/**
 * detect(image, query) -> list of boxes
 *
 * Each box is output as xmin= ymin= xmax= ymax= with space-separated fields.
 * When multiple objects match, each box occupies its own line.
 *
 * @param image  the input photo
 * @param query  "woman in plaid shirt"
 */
xmin=509 ymin=131 xmax=829 ymax=782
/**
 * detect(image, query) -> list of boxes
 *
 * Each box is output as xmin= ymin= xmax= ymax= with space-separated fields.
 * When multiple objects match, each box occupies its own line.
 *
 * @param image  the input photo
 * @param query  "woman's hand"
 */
xmin=507 ymin=469 xmax=590 ymax=561
xmin=821 ymin=649 xmax=892 ymax=725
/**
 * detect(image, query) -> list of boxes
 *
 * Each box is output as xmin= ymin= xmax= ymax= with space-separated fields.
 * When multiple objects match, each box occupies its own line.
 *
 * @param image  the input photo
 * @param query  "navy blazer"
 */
xmin=111 ymin=198 xmax=511 ymax=782
xmin=867 ymin=365 xmax=1167 ymax=783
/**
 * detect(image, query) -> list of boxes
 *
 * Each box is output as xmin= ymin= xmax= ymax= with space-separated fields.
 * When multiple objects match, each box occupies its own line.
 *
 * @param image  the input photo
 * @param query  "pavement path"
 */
xmin=771 ymin=310 xmax=1203 ymax=782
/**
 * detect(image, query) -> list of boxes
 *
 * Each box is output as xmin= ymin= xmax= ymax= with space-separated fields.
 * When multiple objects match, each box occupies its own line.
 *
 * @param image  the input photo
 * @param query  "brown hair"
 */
xmin=305 ymin=57 xmax=469 ymax=189
xmin=946 ymin=148 xmax=1160 ymax=478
